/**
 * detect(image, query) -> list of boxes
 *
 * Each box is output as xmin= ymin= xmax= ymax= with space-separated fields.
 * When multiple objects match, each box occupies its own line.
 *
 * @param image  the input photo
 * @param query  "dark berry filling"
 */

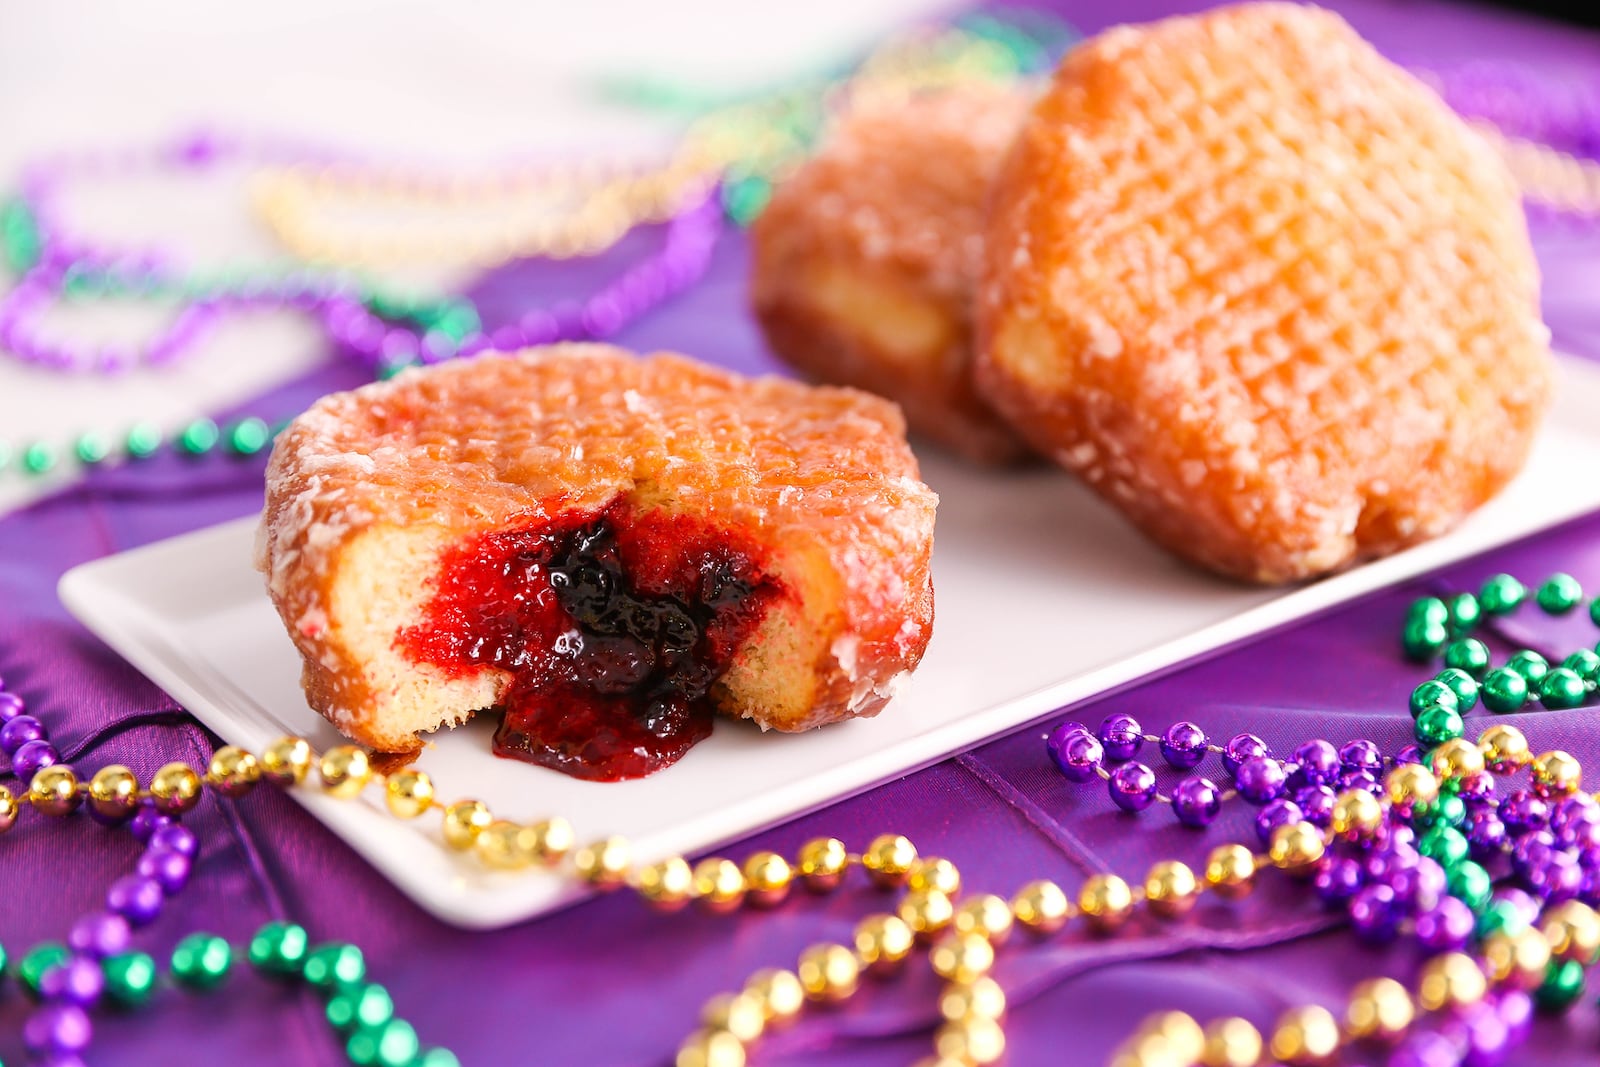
xmin=397 ymin=502 xmax=783 ymax=781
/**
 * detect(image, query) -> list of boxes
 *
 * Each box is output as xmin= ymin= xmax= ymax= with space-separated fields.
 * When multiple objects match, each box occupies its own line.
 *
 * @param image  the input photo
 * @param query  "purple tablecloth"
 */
xmin=5 ymin=1 xmax=1600 ymax=1063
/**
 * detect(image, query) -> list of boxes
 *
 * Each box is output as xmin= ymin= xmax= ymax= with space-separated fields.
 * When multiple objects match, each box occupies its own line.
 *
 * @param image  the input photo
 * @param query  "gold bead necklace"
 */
xmin=247 ymin=23 xmax=1041 ymax=271
xmin=1474 ymin=121 xmax=1600 ymax=219
xmin=251 ymin=153 xmax=710 ymax=269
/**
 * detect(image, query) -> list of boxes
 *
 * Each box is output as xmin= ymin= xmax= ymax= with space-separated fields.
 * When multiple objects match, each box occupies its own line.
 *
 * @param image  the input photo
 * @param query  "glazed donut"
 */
xmin=977 ymin=3 xmax=1552 ymax=583
xmin=257 ymin=345 xmax=937 ymax=780
xmin=751 ymin=82 xmax=1034 ymax=464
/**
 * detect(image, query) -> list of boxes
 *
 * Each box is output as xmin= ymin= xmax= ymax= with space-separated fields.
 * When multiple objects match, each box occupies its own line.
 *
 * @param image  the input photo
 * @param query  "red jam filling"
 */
xmin=396 ymin=502 xmax=784 ymax=781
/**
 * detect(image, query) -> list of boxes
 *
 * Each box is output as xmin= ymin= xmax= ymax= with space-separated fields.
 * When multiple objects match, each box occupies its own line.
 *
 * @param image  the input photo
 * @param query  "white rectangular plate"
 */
xmin=60 ymin=356 xmax=1600 ymax=928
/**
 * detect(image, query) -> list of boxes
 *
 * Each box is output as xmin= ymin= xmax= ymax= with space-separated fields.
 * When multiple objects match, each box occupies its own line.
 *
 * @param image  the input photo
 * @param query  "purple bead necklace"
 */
xmin=22 ymin=814 xmax=195 ymax=1060
xmin=0 ymin=131 xmax=722 ymax=378
xmin=4 ymin=131 xmax=335 ymax=375
xmin=322 ymin=183 xmax=722 ymax=373
xmin=1046 ymin=713 xmax=1414 ymax=829
xmin=2 ymin=680 xmax=188 ymax=1059
xmin=0 ymin=174 xmax=723 ymax=482
xmin=1044 ymin=702 xmax=1600 ymax=911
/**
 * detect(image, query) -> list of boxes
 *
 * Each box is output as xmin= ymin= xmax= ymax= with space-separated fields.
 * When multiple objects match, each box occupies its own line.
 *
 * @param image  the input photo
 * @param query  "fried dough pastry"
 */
xmin=258 ymin=345 xmax=937 ymax=779
xmin=977 ymin=3 xmax=1552 ymax=582
xmin=752 ymin=83 xmax=1035 ymax=463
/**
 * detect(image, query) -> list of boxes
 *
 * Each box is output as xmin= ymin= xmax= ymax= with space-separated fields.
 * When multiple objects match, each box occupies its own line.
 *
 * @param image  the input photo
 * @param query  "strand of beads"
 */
xmin=924 ymin=894 xmax=1015 ymax=1067
xmin=1289 ymin=730 xmax=1600 ymax=955
xmin=674 ymin=822 xmax=1333 ymax=1067
xmin=1476 ymin=123 xmax=1600 ymax=219
xmin=605 ymin=9 xmax=1067 ymax=213
xmin=1 ymin=684 xmax=197 ymax=1062
xmin=665 ymin=16 xmax=1057 ymax=230
xmin=5 ymin=732 xmax=935 ymax=941
xmin=284 ymin=13 xmax=1062 ymax=267
xmin=1114 ymin=964 xmax=1537 ymax=1067
xmin=1406 ymin=63 xmax=1600 ymax=220
xmin=2 ymin=684 xmax=195 ymax=1061
xmin=0 ymin=414 xmax=281 ymax=481
xmin=0 ymin=187 xmax=720 ymax=486
xmin=0 ymin=255 xmax=227 ymax=374
xmin=0 ymin=171 xmax=720 ymax=379
xmin=1403 ymin=575 xmax=1600 ymax=747
xmin=0 ymin=681 xmax=65 ymax=790
xmin=323 ymin=182 xmax=721 ymax=375
xmin=0 ymin=224 xmax=491 ymax=374
xmin=0 ymin=173 xmax=456 ymax=375
xmin=1040 ymin=619 xmax=1600 ymax=1066
xmin=251 ymin=151 xmax=712 ymax=269
xmin=1106 ymin=743 xmax=1600 ymax=1067
xmin=20 ymin=814 xmax=198 ymax=1059
xmin=1090 ymin=722 xmax=1600 ymax=1067
xmin=1046 ymin=714 xmax=1407 ymax=832
xmin=681 ymin=846 xmax=947 ymax=1065
xmin=7 ymin=920 xmax=458 ymax=1067
xmin=668 ymin=889 xmax=915 ymax=1067
xmin=674 ymin=844 xmax=928 ymax=1067
xmin=1118 ymin=906 xmax=1582 ymax=1067
xmin=253 ymin=15 xmax=987 ymax=274
xmin=1403 ymin=573 xmax=1600 ymax=663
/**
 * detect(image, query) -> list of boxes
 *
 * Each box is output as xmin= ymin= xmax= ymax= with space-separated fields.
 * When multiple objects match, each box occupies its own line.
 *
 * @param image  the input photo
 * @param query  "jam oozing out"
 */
xmin=397 ymin=502 xmax=784 ymax=781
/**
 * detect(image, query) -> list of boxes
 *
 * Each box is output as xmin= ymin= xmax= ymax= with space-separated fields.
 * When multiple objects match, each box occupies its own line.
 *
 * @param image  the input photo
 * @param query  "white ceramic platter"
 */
xmin=59 ymin=356 xmax=1600 ymax=928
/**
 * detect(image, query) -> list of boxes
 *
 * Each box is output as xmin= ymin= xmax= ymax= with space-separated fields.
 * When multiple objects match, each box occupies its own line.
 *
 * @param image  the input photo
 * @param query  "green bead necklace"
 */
xmin=0 ymin=415 xmax=286 ymax=483
xmin=5 ymin=923 xmax=458 ymax=1067
xmin=1404 ymin=573 xmax=1600 ymax=748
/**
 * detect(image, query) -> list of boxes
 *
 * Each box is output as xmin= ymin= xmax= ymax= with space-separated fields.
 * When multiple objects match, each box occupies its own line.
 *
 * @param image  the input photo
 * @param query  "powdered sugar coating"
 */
xmin=258 ymin=344 xmax=937 ymax=746
xmin=752 ymin=83 xmax=1034 ymax=463
xmin=977 ymin=3 xmax=1552 ymax=583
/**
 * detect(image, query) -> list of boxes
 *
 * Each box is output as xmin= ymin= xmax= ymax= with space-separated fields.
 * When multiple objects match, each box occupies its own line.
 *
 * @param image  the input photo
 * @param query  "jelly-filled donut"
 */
xmin=977 ymin=3 xmax=1552 ymax=583
xmin=258 ymin=345 xmax=937 ymax=780
xmin=751 ymin=82 xmax=1034 ymax=464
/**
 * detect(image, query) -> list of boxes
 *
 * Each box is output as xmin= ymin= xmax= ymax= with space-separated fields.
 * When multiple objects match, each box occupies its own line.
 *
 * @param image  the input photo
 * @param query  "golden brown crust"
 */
xmin=751 ymin=83 xmax=1034 ymax=464
xmin=977 ymin=3 xmax=1552 ymax=583
xmin=258 ymin=344 xmax=937 ymax=748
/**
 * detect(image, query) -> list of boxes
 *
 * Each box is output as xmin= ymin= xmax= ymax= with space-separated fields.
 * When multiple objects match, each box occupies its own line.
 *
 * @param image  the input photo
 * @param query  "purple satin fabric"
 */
xmin=5 ymin=2 xmax=1600 ymax=1063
